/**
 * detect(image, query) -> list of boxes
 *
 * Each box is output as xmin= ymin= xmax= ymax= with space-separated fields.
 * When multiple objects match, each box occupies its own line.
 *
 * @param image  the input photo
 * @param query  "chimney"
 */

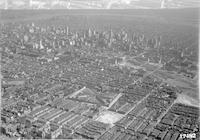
xmin=40 ymin=40 xmax=44 ymax=49
xmin=66 ymin=26 xmax=69 ymax=36
xmin=159 ymin=57 xmax=162 ymax=64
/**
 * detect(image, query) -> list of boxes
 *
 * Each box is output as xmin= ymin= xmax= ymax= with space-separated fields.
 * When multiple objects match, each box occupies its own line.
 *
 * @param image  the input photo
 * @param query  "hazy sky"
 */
xmin=0 ymin=0 xmax=199 ymax=9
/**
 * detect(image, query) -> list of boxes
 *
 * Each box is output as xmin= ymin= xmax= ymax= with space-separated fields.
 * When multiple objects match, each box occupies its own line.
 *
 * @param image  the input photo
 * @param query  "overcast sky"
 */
xmin=0 ymin=0 xmax=199 ymax=9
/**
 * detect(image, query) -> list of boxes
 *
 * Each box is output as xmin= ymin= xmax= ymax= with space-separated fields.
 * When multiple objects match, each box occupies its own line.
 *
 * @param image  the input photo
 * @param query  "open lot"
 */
xmin=96 ymin=111 xmax=123 ymax=126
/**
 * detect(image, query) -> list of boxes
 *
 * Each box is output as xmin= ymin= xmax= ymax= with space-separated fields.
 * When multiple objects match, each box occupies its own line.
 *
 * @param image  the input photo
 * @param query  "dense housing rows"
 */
xmin=1 ymin=11 xmax=199 ymax=140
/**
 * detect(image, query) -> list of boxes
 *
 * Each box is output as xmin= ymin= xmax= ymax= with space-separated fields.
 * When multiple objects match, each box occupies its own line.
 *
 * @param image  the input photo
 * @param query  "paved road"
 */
xmin=153 ymin=100 xmax=176 ymax=127
xmin=124 ymin=63 xmax=163 ymax=116
xmin=108 ymin=93 xmax=123 ymax=109
xmin=143 ymin=64 xmax=163 ymax=79
xmin=124 ymin=92 xmax=151 ymax=117
xmin=126 ymin=51 xmax=147 ymax=61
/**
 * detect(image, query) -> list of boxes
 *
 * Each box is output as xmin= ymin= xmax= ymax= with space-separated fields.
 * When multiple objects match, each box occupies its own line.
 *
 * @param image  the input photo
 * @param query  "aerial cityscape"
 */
xmin=0 ymin=1 xmax=199 ymax=140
